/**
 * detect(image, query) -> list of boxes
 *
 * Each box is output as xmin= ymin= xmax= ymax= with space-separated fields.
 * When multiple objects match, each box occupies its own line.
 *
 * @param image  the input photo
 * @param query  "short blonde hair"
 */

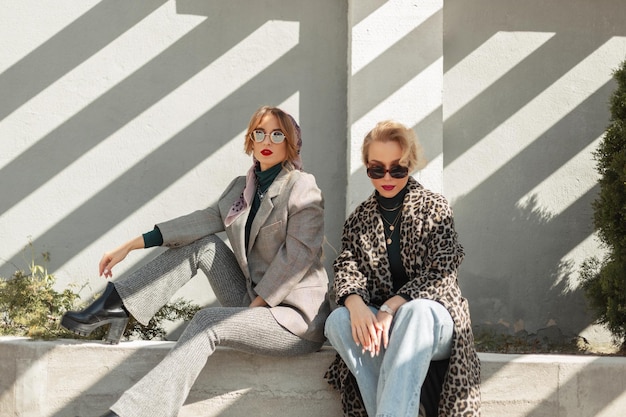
xmin=361 ymin=120 xmax=427 ymax=172
xmin=244 ymin=106 xmax=300 ymax=168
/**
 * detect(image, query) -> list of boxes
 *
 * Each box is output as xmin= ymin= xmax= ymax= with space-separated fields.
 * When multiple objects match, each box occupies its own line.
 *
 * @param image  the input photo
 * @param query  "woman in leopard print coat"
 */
xmin=324 ymin=121 xmax=481 ymax=417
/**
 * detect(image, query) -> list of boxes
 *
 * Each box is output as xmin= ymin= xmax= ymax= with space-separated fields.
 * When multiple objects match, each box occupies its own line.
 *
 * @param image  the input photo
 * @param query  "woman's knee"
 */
xmin=324 ymin=307 xmax=351 ymax=340
xmin=396 ymin=299 xmax=452 ymax=328
xmin=184 ymin=307 xmax=225 ymax=335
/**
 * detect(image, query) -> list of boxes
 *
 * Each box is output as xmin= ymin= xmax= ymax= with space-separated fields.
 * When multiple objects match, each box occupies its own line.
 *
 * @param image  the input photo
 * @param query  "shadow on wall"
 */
xmin=444 ymin=0 xmax=626 ymax=340
xmin=459 ymin=191 xmax=597 ymax=340
xmin=0 ymin=0 xmax=347 ymax=280
xmin=0 ymin=4 xmax=347 ymax=415
xmin=452 ymin=83 xmax=612 ymax=338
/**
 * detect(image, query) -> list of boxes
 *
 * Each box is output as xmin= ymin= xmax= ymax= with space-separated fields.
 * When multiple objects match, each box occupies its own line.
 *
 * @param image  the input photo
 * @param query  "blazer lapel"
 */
xmin=247 ymin=169 xmax=290 ymax=252
xmin=223 ymin=205 xmax=249 ymax=277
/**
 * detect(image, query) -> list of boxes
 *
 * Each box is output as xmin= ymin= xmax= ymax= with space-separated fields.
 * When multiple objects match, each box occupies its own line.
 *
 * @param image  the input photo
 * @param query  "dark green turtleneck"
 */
xmin=245 ymin=162 xmax=284 ymax=249
xmin=376 ymin=183 xmax=410 ymax=292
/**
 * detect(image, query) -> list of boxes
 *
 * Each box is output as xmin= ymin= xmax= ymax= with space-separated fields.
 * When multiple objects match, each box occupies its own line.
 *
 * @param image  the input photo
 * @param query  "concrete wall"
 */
xmin=443 ymin=0 xmax=626 ymax=346
xmin=347 ymin=0 xmax=444 ymax=211
xmin=2 ymin=337 xmax=626 ymax=417
xmin=2 ymin=0 xmax=626 ymax=348
xmin=0 ymin=0 xmax=347 ymax=311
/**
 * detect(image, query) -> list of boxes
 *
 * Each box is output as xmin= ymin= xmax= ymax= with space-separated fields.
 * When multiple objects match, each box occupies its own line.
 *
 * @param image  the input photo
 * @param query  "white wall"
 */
xmin=443 ymin=0 xmax=626 ymax=345
xmin=1 ymin=0 xmax=625 ymax=347
xmin=0 ymin=0 xmax=347 ymax=316
xmin=347 ymin=0 xmax=444 ymax=214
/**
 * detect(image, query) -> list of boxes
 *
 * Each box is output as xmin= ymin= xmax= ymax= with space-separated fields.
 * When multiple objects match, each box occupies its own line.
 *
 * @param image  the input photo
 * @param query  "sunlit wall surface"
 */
xmin=0 ymin=0 xmax=347 ymax=312
xmin=444 ymin=0 xmax=626 ymax=344
xmin=1 ymin=0 xmax=626 ymax=347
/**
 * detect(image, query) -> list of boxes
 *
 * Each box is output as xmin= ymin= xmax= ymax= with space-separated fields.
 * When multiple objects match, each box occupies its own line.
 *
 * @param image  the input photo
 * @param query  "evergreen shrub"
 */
xmin=581 ymin=59 xmax=626 ymax=347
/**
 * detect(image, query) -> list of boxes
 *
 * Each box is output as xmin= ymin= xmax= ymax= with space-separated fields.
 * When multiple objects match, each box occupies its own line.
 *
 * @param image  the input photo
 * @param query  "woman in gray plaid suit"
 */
xmin=61 ymin=106 xmax=330 ymax=417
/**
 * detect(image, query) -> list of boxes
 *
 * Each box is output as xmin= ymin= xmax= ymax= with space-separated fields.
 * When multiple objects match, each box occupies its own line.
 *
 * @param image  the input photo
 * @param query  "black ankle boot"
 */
xmin=61 ymin=282 xmax=129 ymax=344
xmin=100 ymin=411 xmax=119 ymax=417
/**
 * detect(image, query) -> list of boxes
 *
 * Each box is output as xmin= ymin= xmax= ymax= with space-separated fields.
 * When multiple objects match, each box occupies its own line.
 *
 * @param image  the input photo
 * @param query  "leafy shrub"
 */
xmin=0 ymin=251 xmax=80 ymax=339
xmin=581 ymin=59 xmax=626 ymax=347
xmin=0 ymin=245 xmax=200 ymax=341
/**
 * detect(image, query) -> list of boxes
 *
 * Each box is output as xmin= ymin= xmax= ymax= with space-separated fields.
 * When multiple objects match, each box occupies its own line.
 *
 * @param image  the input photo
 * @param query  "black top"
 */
xmin=375 ymin=184 xmax=410 ymax=293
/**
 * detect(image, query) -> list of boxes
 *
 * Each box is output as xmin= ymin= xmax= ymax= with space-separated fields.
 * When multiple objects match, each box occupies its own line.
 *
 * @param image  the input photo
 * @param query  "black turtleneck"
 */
xmin=376 ymin=183 xmax=410 ymax=292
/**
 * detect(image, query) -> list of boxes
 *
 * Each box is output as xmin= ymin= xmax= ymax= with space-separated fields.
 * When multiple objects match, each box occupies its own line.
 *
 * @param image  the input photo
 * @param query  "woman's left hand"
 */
xmin=375 ymin=310 xmax=394 ymax=350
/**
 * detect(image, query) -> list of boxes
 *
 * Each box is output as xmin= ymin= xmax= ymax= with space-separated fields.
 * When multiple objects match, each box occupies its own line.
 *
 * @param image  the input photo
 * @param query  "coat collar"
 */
xmin=246 ymin=168 xmax=292 ymax=251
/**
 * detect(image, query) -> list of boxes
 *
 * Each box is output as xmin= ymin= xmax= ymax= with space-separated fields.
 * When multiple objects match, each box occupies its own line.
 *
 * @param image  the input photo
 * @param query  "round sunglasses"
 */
xmin=250 ymin=129 xmax=286 ymax=144
xmin=366 ymin=164 xmax=409 ymax=179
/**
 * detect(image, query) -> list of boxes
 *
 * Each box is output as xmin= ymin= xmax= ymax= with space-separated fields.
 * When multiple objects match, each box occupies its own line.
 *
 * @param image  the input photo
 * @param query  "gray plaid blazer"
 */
xmin=156 ymin=168 xmax=330 ymax=342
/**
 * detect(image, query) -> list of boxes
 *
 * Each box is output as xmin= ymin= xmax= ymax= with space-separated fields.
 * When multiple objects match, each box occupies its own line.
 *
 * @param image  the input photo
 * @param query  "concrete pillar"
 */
xmin=346 ymin=0 xmax=444 ymax=214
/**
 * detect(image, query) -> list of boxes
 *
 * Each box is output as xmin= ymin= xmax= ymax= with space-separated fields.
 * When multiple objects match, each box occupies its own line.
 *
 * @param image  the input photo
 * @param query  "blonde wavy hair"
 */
xmin=361 ymin=120 xmax=427 ymax=172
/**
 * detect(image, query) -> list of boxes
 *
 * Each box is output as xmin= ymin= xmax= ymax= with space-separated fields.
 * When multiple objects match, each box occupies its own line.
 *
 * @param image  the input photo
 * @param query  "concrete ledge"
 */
xmin=1 ymin=336 xmax=626 ymax=417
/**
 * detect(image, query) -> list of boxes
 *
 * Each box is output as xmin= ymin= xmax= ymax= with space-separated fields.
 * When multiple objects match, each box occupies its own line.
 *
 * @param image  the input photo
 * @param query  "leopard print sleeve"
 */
xmin=333 ymin=207 xmax=371 ymax=305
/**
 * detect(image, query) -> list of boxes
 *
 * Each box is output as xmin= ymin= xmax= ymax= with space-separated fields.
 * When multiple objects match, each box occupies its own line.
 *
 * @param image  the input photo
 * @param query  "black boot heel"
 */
xmin=61 ymin=282 xmax=129 ymax=344
xmin=104 ymin=317 xmax=129 ymax=344
xmin=61 ymin=315 xmax=129 ymax=344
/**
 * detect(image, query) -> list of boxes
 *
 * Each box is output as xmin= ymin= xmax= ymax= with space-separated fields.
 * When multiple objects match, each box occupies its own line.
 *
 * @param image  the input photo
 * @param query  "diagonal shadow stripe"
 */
xmin=452 ymin=80 xmax=611 ymax=220
xmin=2 ymin=49 xmax=303 ymax=275
xmin=413 ymin=106 xmax=443 ymax=158
xmin=350 ymin=8 xmax=442 ymax=123
xmin=452 ymin=83 xmax=609 ymax=334
xmin=176 ymin=0 xmax=312 ymax=20
xmin=451 ymin=83 xmax=609 ymax=260
xmin=348 ymin=0 xmax=390 ymax=26
xmin=444 ymin=32 xmax=611 ymax=167
xmin=443 ymin=0 xmax=626 ymax=72
xmin=0 ymin=17 xmax=265 ymax=217
xmin=458 ymin=185 xmax=600 ymax=337
xmin=0 ymin=0 xmax=168 ymax=122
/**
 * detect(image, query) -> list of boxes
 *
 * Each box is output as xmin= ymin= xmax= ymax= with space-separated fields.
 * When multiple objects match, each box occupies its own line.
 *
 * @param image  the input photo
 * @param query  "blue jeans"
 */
xmin=325 ymin=299 xmax=454 ymax=417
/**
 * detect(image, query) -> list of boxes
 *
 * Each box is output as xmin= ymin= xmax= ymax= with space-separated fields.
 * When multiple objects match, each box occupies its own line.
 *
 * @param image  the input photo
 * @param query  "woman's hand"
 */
xmin=375 ymin=309 xmax=394 ymax=350
xmin=99 ymin=236 xmax=144 ymax=278
xmin=376 ymin=295 xmax=408 ymax=349
xmin=345 ymin=295 xmax=383 ymax=356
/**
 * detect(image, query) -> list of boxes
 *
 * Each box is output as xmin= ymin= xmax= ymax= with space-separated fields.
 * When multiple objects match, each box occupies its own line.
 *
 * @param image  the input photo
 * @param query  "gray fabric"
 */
xmin=114 ymin=235 xmax=249 ymax=325
xmin=110 ymin=235 xmax=322 ymax=417
xmin=111 ymin=308 xmax=320 ymax=417
xmin=155 ymin=169 xmax=330 ymax=342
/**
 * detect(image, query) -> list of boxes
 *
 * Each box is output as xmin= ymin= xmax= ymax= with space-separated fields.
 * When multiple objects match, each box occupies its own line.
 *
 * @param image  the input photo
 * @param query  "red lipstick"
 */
xmin=260 ymin=149 xmax=273 ymax=156
xmin=382 ymin=185 xmax=395 ymax=191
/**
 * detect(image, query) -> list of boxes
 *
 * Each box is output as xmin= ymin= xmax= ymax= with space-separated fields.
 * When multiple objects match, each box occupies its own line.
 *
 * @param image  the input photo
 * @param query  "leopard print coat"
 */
xmin=325 ymin=178 xmax=481 ymax=416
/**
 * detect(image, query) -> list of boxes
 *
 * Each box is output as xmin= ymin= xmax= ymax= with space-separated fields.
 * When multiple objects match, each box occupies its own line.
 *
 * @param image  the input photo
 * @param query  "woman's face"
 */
xmin=252 ymin=113 xmax=288 ymax=171
xmin=366 ymin=140 xmax=409 ymax=198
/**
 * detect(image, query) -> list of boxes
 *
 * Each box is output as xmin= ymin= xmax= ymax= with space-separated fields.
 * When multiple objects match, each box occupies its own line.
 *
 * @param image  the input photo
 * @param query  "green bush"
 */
xmin=0 ymin=250 xmax=80 ymax=339
xmin=0 ymin=245 xmax=200 ymax=341
xmin=581 ymin=59 xmax=626 ymax=347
